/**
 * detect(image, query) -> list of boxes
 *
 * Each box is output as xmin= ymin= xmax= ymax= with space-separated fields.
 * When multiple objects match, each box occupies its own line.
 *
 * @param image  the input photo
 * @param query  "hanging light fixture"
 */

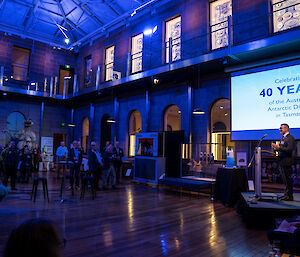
xmin=192 ymin=108 xmax=205 ymax=115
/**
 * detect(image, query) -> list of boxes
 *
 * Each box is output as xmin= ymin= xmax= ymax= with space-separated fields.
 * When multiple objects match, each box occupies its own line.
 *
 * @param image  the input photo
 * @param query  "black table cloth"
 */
xmin=214 ymin=167 xmax=248 ymax=207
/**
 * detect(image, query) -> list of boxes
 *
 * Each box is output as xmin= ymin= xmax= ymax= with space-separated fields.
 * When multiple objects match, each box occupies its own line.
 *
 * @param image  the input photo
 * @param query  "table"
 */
xmin=214 ymin=167 xmax=248 ymax=207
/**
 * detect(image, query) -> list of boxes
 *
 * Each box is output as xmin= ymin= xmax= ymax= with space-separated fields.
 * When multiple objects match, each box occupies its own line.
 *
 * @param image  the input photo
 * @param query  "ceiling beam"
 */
xmin=56 ymin=0 xmax=78 ymax=41
xmin=102 ymin=0 xmax=124 ymax=16
xmin=11 ymin=0 xmax=64 ymax=18
xmin=71 ymin=0 xmax=104 ymax=26
xmin=23 ymin=0 xmax=41 ymax=32
xmin=0 ymin=22 xmax=67 ymax=48
xmin=0 ymin=0 xmax=5 ymax=17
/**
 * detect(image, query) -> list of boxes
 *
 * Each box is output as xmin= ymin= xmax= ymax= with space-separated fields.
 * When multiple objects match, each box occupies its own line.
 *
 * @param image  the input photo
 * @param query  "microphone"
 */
xmin=260 ymin=134 xmax=268 ymax=140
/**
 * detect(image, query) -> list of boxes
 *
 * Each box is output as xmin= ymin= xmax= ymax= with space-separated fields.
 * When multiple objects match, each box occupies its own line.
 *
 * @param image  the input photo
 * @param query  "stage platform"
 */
xmin=159 ymin=176 xmax=215 ymax=198
xmin=238 ymin=192 xmax=300 ymax=228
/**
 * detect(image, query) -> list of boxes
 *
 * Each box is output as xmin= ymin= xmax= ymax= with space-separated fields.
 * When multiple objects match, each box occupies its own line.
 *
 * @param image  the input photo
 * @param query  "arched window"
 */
xmin=7 ymin=112 xmax=25 ymax=134
xmin=163 ymin=105 xmax=181 ymax=131
xmin=210 ymin=98 xmax=234 ymax=160
xmin=128 ymin=110 xmax=142 ymax=157
xmin=82 ymin=117 xmax=89 ymax=153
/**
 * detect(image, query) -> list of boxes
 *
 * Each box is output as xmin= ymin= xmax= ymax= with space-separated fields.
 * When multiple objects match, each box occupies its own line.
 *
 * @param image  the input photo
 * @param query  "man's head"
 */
xmin=72 ymin=140 xmax=78 ymax=149
xmin=24 ymin=146 xmax=30 ymax=154
xmin=26 ymin=140 xmax=30 ymax=146
xmin=107 ymin=144 xmax=113 ymax=153
xmin=60 ymin=141 xmax=65 ymax=147
xmin=105 ymin=141 xmax=110 ymax=147
xmin=280 ymin=123 xmax=289 ymax=135
xmin=91 ymin=141 xmax=97 ymax=150
xmin=115 ymin=141 xmax=119 ymax=148
xmin=9 ymin=141 xmax=15 ymax=148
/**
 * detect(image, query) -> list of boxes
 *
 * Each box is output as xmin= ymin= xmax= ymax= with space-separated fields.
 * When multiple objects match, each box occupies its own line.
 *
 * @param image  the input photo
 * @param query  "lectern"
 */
xmin=253 ymin=147 xmax=278 ymax=201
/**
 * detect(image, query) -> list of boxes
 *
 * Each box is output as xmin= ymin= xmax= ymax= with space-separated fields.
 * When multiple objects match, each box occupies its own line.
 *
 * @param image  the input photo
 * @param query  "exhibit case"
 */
xmin=134 ymin=132 xmax=165 ymax=183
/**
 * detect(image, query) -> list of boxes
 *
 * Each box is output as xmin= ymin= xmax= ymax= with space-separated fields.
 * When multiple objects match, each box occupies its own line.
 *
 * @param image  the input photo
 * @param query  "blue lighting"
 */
xmin=160 ymin=233 xmax=168 ymax=256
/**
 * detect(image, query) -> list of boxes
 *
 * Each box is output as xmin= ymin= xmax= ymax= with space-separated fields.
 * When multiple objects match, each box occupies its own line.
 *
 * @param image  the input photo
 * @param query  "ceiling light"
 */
xmin=220 ymin=106 xmax=224 ymax=109
xmin=225 ymin=113 xmax=228 ymax=116
xmin=65 ymin=38 xmax=70 ymax=44
xmin=3 ymin=92 xmax=7 ymax=96
xmin=144 ymin=28 xmax=153 ymax=35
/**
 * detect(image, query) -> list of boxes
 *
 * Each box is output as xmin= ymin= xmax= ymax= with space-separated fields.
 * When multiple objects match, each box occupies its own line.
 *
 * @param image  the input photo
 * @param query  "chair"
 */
xmin=31 ymin=177 xmax=49 ymax=202
xmin=80 ymin=175 xmax=96 ymax=200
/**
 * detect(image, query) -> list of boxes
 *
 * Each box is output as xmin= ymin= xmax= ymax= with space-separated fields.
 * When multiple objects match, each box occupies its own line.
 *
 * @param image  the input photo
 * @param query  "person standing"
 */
xmin=32 ymin=144 xmax=41 ymax=172
xmin=88 ymin=142 xmax=103 ymax=190
xmin=55 ymin=141 xmax=68 ymax=179
xmin=19 ymin=145 xmax=33 ymax=183
xmin=69 ymin=140 xmax=83 ymax=190
xmin=272 ymin=123 xmax=296 ymax=201
xmin=3 ymin=141 xmax=19 ymax=190
xmin=0 ymin=144 xmax=4 ymax=178
xmin=113 ymin=141 xmax=124 ymax=184
xmin=102 ymin=144 xmax=116 ymax=190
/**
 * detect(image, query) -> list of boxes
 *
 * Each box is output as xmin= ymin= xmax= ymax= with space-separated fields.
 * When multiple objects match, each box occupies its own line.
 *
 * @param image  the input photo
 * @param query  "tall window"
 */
xmin=165 ymin=16 xmax=181 ymax=63
xmin=84 ymin=55 xmax=92 ymax=87
xmin=210 ymin=0 xmax=232 ymax=50
xmin=105 ymin=45 xmax=114 ymax=81
xmin=272 ymin=0 xmax=300 ymax=33
xmin=131 ymin=33 xmax=143 ymax=73
xmin=128 ymin=110 xmax=142 ymax=157
xmin=12 ymin=46 xmax=30 ymax=81
xmin=210 ymin=99 xmax=234 ymax=160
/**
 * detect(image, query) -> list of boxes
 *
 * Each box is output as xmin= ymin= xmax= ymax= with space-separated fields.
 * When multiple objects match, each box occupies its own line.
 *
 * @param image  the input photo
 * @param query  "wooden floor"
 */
xmin=0 ymin=173 xmax=270 ymax=257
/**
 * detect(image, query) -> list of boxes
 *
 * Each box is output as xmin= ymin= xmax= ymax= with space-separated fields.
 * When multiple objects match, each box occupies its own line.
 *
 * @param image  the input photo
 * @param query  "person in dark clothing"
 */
xmin=113 ymin=141 xmax=124 ymax=184
xmin=87 ymin=142 xmax=103 ymax=190
xmin=69 ymin=140 xmax=83 ymax=190
xmin=3 ymin=141 xmax=19 ymax=190
xmin=272 ymin=123 xmax=296 ymax=201
xmin=0 ymin=144 xmax=4 ymax=178
xmin=4 ymin=218 xmax=64 ymax=257
xmin=19 ymin=146 xmax=32 ymax=183
xmin=32 ymin=144 xmax=41 ymax=172
xmin=102 ymin=144 xmax=116 ymax=189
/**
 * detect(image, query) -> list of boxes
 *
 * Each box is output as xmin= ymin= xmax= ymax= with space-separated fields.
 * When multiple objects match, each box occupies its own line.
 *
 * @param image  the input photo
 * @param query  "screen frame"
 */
xmin=230 ymin=59 xmax=300 ymax=141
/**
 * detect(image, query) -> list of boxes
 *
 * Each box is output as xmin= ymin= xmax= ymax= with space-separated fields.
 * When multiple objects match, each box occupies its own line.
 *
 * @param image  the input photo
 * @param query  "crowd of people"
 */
xmin=0 ymin=141 xmax=41 ymax=190
xmin=0 ymin=138 xmax=124 ymax=192
xmin=55 ymin=140 xmax=124 ymax=191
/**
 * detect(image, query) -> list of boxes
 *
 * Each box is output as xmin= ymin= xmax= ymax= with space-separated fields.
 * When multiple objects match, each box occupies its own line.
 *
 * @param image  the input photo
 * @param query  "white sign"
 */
xmin=41 ymin=137 xmax=53 ymax=162
xmin=236 ymin=152 xmax=247 ymax=167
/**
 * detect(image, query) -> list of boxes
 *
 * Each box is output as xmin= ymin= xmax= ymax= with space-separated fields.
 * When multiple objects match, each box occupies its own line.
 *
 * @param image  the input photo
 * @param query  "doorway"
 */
xmin=101 ymin=114 xmax=112 ymax=151
xmin=53 ymin=133 xmax=66 ymax=155
xmin=59 ymin=66 xmax=74 ymax=96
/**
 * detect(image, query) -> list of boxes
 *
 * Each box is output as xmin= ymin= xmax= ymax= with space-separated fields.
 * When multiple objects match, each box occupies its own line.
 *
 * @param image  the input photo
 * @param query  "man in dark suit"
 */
xmin=113 ymin=141 xmax=124 ymax=184
xmin=272 ymin=123 xmax=296 ymax=201
xmin=69 ymin=140 xmax=83 ymax=190
xmin=3 ymin=141 xmax=19 ymax=190
xmin=88 ymin=142 xmax=103 ymax=190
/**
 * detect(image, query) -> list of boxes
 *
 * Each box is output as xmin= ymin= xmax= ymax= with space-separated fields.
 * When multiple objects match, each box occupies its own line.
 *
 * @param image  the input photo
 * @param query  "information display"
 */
xmin=231 ymin=63 xmax=300 ymax=140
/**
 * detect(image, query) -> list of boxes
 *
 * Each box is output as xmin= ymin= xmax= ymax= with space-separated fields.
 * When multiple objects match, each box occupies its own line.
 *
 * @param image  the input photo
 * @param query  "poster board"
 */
xmin=41 ymin=137 xmax=53 ymax=162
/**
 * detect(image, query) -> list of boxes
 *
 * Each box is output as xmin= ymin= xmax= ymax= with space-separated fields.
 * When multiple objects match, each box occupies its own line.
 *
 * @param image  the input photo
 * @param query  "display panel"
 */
xmin=231 ymin=63 xmax=300 ymax=140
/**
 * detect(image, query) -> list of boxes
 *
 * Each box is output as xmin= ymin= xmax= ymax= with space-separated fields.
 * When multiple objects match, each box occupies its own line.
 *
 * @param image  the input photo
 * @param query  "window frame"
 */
xmin=270 ymin=0 xmax=300 ymax=34
xmin=164 ymin=15 xmax=182 ymax=64
xmin=84 ymin=55 xmax=92 ymax=88
xmin=130 ymin=32 xmax=144 ymax=74
xmin=11 ymin=46 xmax=30 ymax=82
xmin=209 ymin=0 xmax=232 ymax=51
xmin=104 ymin=45 xmax=115 ymax=82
